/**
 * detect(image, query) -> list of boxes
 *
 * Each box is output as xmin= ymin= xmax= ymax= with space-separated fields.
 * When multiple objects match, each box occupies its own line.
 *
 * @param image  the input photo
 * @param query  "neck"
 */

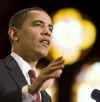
xmin=12 ymin=49 xmax=39 ymax=68
xmin=29 ymin=62 xmax=38 ymax=68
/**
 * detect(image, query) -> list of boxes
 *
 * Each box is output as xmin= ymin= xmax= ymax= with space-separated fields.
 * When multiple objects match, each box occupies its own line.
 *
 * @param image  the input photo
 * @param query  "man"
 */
xmin=0 ymin=7 xmax=64 ymax=102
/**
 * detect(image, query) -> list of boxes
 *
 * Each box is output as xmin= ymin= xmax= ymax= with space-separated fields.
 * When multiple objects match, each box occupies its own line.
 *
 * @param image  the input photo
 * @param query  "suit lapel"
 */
xmin=3 ymin=55 xmax=52 ymax=102
xmin=41 ymin=91 xmax=52 ymax=102
xmin=4 ymin=55 xmax=27 ymax=89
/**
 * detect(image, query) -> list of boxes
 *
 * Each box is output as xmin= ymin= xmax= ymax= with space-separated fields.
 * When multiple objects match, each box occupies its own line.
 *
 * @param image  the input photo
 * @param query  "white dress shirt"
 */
xmin=11 ymin=52 xmax=41 ymax=102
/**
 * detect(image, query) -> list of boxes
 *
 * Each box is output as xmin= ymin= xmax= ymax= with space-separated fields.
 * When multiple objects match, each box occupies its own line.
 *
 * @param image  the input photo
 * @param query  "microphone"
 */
xmin=91 ymin=89 xmax=100 ymax=102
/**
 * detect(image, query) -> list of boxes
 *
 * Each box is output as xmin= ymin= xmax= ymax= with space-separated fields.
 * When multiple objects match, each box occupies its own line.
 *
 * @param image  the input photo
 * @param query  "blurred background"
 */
xmin=0 ymin=0 xmax=100 ymax=102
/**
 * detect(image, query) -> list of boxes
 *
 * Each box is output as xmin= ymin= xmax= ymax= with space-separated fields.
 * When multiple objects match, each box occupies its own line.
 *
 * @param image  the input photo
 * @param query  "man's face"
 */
xmin=16 ymin=10 xmax=53 ymax=59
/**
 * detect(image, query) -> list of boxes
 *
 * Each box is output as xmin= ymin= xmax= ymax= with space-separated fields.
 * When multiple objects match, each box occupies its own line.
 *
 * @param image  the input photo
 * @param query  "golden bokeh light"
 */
xmin=49 ymin=45 xmax=81 ymax=65
xmin=72 ymin=62 xmax=100 ymax=102
xmin=81 ymin=20 xmax=96 ymax=49
xmin=48 ymin=8 xmax=96 ymax=65
xmin=53 ymin=8 xmax=82 ymax=23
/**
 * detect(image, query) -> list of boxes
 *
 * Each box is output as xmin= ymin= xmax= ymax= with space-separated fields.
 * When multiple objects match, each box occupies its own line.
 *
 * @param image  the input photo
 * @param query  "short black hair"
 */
xmin=9 ymin=7 xmax=48 ymax=29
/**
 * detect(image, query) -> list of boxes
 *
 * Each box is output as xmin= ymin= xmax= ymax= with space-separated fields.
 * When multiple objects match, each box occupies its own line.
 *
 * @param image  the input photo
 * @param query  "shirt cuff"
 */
xmin=22 ymin=85 xmax=41 ymax=100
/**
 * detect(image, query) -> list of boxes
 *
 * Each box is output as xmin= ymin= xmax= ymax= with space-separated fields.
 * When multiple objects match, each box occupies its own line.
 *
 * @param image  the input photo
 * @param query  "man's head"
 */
xmin=8 ymin=7 xmax=53 ymax=61
xmin=9 ymin=7 xmax=48 ymax=29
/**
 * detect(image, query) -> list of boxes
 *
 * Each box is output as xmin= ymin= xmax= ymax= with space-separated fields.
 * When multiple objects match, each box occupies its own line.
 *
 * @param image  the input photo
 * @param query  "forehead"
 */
xmin=26 ymin=10 xmax=52 ymax=24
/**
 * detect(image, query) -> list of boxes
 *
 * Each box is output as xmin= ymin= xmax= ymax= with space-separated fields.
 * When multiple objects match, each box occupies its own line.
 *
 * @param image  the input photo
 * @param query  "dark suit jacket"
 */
xmin=0 ymin=55 xmax=52 ymax=102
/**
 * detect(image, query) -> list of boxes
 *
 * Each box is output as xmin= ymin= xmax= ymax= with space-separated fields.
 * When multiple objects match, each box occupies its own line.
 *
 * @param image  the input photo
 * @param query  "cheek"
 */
xmin=30 ymin=30 xmax=41 ymax=42
xmin=19 ymin=28 xmax=40 ymax=47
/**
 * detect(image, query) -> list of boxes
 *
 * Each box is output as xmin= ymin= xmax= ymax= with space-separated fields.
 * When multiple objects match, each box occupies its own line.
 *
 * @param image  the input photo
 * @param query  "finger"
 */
xmin=46 ymin=64 xmax=64 ymax=75
xmin=47 ymin=69 xmax=63 ymax=79
xmin=56 ymin=69 xmax=63 ymax=77
xmin=54 ymin=56 xmax=63 ymax=61
xmin=50 ymin=59 xmax=64 ymax=67
xmin=42 ymin=57 xmax=64 ymax=75
xmin=52 ymin=64 xmax=64 ymax=70
xmin=56 ymin=69 xmax=62 ymax=75
xmin=49 ymin=56 xmax=63 ymax=65
xmin=55 ymin=59 xmax=64 ymax=66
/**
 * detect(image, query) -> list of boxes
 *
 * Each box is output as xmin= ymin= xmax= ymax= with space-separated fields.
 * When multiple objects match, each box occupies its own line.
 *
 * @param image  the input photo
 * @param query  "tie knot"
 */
xmin=28 ymin=69 xmax=36 ymax=79
xmin=28 ymin=70 xmax=41 ymax=102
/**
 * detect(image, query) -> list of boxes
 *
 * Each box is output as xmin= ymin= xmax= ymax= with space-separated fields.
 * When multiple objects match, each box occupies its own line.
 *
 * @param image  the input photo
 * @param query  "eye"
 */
xmin=49 ymin=27 xmax=53 ymax=32
xmin=49 ymin=25 xmax=53 ymax=32
xmin=33 ymin=22 xmax=41 ymax=26
xmin=32 ymin=20 xmax=43 ymax=27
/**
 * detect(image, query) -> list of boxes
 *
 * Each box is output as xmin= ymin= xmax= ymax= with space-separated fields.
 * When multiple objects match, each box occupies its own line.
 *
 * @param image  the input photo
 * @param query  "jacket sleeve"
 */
xmin=0 ymin=62 xmax=22 ymax=102
xmin=41 ymin=91 xmax=52 ymax=102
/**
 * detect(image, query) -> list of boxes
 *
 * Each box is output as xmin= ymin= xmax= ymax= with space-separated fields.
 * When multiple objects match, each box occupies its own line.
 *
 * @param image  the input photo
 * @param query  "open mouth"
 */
xmin=40 ymin=39 xmax=50 ymax=48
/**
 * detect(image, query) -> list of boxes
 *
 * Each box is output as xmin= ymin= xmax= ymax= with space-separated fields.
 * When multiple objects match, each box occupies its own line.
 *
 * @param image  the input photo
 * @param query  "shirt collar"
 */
xmin=11 ymin=52 xmax=32 ymax=73
xmin=10 ymin=52 xmax=38 ymax=84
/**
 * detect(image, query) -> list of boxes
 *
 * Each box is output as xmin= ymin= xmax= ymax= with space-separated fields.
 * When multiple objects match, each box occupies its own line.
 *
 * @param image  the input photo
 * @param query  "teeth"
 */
xmin=41 ymin=40 xmax=49 ymax=45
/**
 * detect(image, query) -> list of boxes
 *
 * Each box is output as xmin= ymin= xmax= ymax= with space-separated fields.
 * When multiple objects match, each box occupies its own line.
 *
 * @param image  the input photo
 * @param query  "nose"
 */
xmin=42 ymin=26 xmax=51 ymax=37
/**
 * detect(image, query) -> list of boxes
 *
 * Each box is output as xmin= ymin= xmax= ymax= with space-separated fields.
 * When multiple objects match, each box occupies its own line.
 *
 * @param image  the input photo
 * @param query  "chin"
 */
xmin=40 ymin=49 xmax=48 ymax=56
xmin=34 ymin=47 xmax=49 ymax=58
xmin=40 ymin=52 xmax=48 ymax=58
xmin=36 ymin=51 xmax=48 ymax=59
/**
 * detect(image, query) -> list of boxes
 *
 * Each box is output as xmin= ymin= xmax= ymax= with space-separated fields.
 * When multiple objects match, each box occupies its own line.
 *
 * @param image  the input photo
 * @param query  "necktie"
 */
xmin=28 ymin=69 xmax=41 ymax=102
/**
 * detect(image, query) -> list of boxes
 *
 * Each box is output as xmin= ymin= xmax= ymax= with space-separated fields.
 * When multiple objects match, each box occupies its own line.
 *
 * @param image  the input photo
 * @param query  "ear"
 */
xmin=8 ymin=27 xmax=19 ymax=41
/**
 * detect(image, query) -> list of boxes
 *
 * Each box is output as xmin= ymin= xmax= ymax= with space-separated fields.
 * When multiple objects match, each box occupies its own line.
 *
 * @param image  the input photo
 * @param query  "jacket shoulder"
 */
xmin=0 ymin=58 xmax=6 ymax=68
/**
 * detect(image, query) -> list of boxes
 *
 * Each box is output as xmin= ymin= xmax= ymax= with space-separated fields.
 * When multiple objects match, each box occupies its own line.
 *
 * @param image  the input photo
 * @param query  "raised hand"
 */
xmin=28 ymin=56 xmax=64 ymax=95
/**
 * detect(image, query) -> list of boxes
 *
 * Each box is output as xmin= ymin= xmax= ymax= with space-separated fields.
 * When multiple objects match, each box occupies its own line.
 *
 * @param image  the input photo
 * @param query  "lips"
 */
xmin=40 ymin=39 xmax=50 ymax=48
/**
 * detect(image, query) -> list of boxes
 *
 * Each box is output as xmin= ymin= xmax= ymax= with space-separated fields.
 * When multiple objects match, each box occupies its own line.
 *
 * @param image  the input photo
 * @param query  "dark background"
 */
xmin=0 ymin=0 xmax=100 ymax=102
